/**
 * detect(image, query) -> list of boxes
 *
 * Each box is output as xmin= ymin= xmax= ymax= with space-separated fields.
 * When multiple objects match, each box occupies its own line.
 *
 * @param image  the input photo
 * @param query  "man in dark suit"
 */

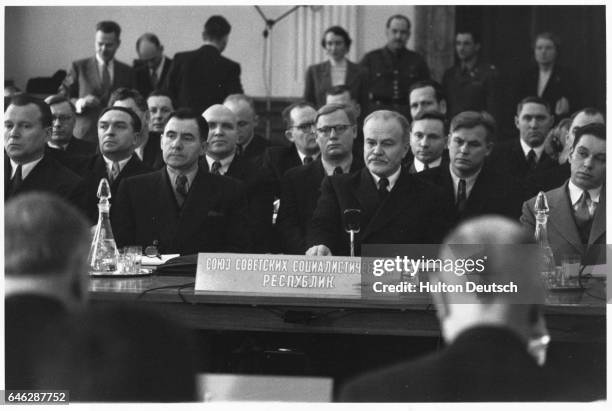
xmin=82 ymin=106 xmax=151 ymax=222
xmin=277 ymin=103 xmax=363 ymax=254
xmin=223 ymin=94 xmax=270 ymax=162
xmin=164 ymin=15 xmax=243 ymax=115
xmin=521 ymin=123 xmax=606 ymax=265
xmin=405 ymin=110 xmax=449 ymax=173
xmin=4 ymin=95 xmax=85 ymax=210
xmin=339 ymin=216 xmax=594 ymax=402
xmin=5 ymin=192 xmax=90 ymax=390
xmin=306 ymin=110 xmax=450 ymax=256
xmin=113 ymin=109 xmax=251 ymax=254
xmin=420 ymin=111 xmax=524 ymax=224
xmin=489 ymin=96 xmax=559 ymax=191
xmin=202 ymin=104 xmax=274 ymax=252
xmin=44 ymin=94 xmax=96 ymax=156
xmin=262 ymin=101 xmax=320 ymax=195
xmin=326 ymin=85 xmax=365 ymax=159
xmin=59 ymin=21 xmax=134 ymax=142
xmin=147 ymin=91 xmax=175 ymax=136
xmin=109 ymin=87 xmax=163 ymax=169
xmin=133 ymin=33 xmax=172 ymax=98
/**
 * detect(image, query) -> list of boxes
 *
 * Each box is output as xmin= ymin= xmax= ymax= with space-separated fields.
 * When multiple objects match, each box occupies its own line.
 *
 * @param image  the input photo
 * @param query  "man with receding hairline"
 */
xmin=420 ymin=111 xmax=524 ymax=225
xmin=306 ymin=109 xmax=450 ymax=256
xmin=223 ymin=93 xmax=270 ymax=161
xmin=113 ymin=108 xmax=251 ymax=254
xmin=4 ymin=94 xmax=85 ymax=210
xmin=134 ymin=32 xmax=172 ymax=98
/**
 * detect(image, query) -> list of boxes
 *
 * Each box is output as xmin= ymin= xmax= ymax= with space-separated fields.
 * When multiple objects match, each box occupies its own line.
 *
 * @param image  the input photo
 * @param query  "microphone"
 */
xmin=344 ymin=208 xmax=361 ymax=257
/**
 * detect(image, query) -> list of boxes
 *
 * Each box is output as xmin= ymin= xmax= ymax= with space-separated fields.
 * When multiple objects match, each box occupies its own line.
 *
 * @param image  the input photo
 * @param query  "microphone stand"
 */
xmin=254 ymin=5 xmax=304 ymax=141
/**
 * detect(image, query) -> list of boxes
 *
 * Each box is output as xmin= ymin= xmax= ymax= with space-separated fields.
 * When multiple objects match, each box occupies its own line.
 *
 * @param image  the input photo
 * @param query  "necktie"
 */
xmin=150 ymin=68 xmax=158 ymax=88
xmin=7 ymin=165 xmax=23 ymax=196
xmin=303 ymin=156 xmax=313 ymax=165
xmin=210 ymin=161 xmax=222 ymax=175
xmin=101 ymin=62 xmax=111 ymax=96
xmin=526 ymin=149 xmax=537 ymax=171
xmin=378 ymin=177 xmax=389 ymax=201
xmin=175 ymin=174 xmax=188 ymax=207
xmin=333 ymin=166 xmax=343 ymax=175
xmin=109 ymin=161 xmax=120 ymax=184
xmin=423 ymin=162 xmax=430 ymax=171
xmin=236 ymin=144 xmax=243 ymax=158
xmin=574 ymin=190 xmax=592 ymax=244
xmin=456 ymin=179 xmax=467 ymax=213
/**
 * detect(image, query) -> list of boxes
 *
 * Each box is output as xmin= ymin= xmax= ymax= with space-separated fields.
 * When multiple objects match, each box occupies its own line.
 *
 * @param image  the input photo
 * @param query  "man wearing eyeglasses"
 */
xmin=306 ymin=109 xmax=450 ymax=256
xmin=420 ymin=111 xmax=524 ymax=226
xmin=45 ymin=95 xmax=97 ymax=156
xmin=277 ymin=104 xmax=364 ymax=254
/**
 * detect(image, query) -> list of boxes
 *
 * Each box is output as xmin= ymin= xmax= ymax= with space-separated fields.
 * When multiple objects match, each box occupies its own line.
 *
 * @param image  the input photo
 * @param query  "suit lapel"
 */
xmin=360 ymin=169 xmax=410 ymax=240
xmin=87 ymin=57 xmax=102 ymax=91
xmin=547 ymin=184 xmax=584 ymax=253
xmin=152 ymin=170 xmax=181 ymax=248
xmin=174 ymin=169 xmax=217 ymax=245
xmin=588 ymin=187 xmax=605 ymax=245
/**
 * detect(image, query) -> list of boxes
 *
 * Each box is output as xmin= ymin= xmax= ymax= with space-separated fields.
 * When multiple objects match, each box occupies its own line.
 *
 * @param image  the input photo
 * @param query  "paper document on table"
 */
xmin=583 ymin=264 xmax=607 ymax=278
xmin=142 ymin=254 xmax=180 ymax=266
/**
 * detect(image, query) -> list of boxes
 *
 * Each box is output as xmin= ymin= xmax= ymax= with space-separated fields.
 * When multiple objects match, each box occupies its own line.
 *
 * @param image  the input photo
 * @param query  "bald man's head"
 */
xmin=202 ymin=104 xmax=238 ymax=159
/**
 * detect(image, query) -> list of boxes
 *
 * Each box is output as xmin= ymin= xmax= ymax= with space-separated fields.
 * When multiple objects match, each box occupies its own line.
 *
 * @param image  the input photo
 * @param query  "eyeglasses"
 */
xmin=316 ymin=124 xmax=351 ymax=136
xmin=290 ymin=122 xmax=315 ymax=133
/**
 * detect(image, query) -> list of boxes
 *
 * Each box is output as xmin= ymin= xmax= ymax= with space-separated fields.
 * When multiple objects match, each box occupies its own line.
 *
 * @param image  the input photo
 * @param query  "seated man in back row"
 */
xmin=521 ymin=122 xmax=606 ymax=265
xmin=112 ymin=108 xmax=251 ymax=254
xmin=306 ymin=110 xmax=451 ymax=256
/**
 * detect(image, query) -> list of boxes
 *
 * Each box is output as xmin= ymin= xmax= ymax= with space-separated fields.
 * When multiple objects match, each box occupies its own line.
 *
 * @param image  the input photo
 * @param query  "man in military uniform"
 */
xmin=360 ymin=15 xmax=430 ymax=119
xmin=442 ymin=30 xmax=501 ymax=123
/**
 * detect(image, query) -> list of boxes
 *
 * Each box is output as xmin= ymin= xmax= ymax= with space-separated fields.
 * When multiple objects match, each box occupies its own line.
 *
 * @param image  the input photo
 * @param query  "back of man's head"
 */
xmin=203 ymin=15 xmax=231 ymax=42
xmin=5 ymin=192 xmax=90 ymax=305
xmin=432 ymin=216 xmax=545 ymax=343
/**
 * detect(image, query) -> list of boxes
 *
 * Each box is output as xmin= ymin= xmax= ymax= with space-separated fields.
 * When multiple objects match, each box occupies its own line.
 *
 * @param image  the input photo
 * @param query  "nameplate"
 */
xmin=194 ymin=253 xmax=361 ymax=299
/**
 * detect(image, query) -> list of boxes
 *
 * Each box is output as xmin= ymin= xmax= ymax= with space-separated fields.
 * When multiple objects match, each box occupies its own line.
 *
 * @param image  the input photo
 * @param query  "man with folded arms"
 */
xmin=521 ymin=122 xmax=606 ymax=265
xmin=113 ymin=108 xmax=250 ymax=254
xmin=277 ymin=103 xmax=363 ymax=254
xmin=306 ymin=110 xmax=450 ymax=256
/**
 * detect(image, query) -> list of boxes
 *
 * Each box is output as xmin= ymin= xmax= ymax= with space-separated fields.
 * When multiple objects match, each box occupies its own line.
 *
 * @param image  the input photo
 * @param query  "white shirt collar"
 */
xmin=369 ymin=166 xmax=401 ymax=192
xmin=103 ymin=155 xmax=130 ymax=175
xmin=519 ymin=138 xmax=544 ymax=161
xmin=449 ymin=164 xmax=482 ymax=200
xmin=413 ymin=156 xmax=442 ymax=173
xmin=321 ymin=155 xmax=353 ymax=176
xmin=205 ymin=152 xmax=235 ymax=175
xmin=10 ymin=156 xmax=44 ymax=180
xmin=568 ymin=180 xmax=601 ymax=205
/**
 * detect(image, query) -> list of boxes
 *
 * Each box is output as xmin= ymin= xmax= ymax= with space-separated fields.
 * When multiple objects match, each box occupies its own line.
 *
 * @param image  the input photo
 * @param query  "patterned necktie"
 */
xmin=210 ymin=161 xmax=222 ymax=175
xmin=109 ymin=161 xmax=120 ymax=184
xmin=7 ymin=165 xmax=23 ymax=196
xmin=456 ymin=179 xmax=467 ymax=213
xmin=378 ymin=177 xmax=389 ymax=201
xmin=303 ymin=156 xmax=313 ymax=165
xmin=526 ymin=149 xmax=537 ymax=171
xmin=333 ymin=166 xmax=343 ymax=175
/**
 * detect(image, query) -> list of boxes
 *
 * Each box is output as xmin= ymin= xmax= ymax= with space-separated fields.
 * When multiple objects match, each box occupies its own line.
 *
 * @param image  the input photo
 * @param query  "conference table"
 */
xmin=89 ymin=272 xmax=606 ymax=343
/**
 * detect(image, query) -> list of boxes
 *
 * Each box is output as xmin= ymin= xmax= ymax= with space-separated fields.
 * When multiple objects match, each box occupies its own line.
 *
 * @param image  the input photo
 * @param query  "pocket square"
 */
xmin=207 ymin=210 xmax=226 ymax=217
